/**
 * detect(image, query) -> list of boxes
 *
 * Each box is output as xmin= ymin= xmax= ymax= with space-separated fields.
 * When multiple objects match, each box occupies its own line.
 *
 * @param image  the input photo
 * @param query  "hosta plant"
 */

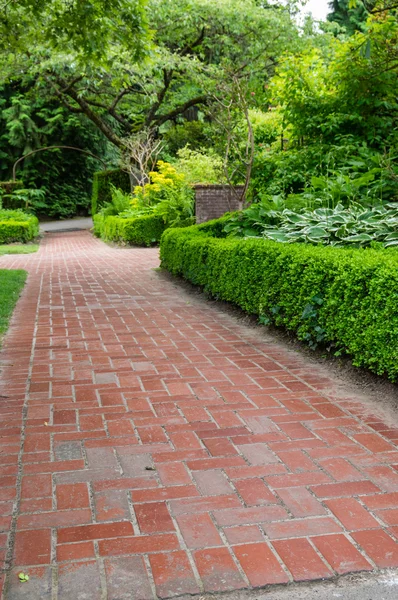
xmin=224 ymin=203 xmax=398 ymax=248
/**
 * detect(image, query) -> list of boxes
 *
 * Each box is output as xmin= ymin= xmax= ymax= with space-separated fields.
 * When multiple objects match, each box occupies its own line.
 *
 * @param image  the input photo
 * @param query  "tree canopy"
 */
xmin=0 ymin=0 xmax=300 ymax=150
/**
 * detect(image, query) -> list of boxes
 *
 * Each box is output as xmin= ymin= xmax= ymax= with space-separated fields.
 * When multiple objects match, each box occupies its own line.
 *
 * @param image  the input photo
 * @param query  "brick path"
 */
xmin=1 ymin=230 xmax=398 ymax=599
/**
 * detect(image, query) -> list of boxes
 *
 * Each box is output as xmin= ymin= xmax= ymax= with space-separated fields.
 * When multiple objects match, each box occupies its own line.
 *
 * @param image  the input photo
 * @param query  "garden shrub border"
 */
xmin=93 ymin=213 xmax=167 ymax=246
xmin=160 ymin=218 xmax=398 ymax=382
xmin=0 ymin=214 xmax=39 ymax=244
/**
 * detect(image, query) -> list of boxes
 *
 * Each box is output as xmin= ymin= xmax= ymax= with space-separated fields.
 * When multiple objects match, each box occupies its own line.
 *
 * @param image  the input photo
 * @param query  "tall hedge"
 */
xmin=160 ymin=220 xmax=398 ymax=381
xmin=91 ymin=170 xmax=131 ymax=215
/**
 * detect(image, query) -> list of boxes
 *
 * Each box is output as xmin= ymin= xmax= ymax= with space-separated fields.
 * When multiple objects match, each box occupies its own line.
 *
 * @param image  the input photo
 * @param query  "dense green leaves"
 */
xmin=0 ymin=210 xmax=39 ymax=243
xmin=160 ymin=220 xmax=398 ymax=380
xmin=93 ymin=213 xmax=166 ymax=246
xmin=0 ymin=0 xmax=149 ymax=63
xmin=234 ymin=203 xmax=398 ymax=248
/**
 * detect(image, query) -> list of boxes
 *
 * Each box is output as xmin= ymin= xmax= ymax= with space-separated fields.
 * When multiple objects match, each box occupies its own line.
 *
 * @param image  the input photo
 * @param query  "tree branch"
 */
xmin=153 ymin=95 xmax=208 ymax=126
xmin=55 ymin=77 xmax=125 ymax=149
xmin=145 ymin=68 xmax=173 ymax=126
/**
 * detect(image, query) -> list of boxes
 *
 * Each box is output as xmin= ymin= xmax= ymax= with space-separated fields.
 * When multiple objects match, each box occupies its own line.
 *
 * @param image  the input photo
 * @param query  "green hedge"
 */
xmin=0 ymin=211 xmax=39 ymax=243
xmin=93 ymin=213 xmax=166 ymax=246
xmin=160 ymin=220 xmax=398 ymax=381
xmin=91 ymin=170 xmax=131 ymax=216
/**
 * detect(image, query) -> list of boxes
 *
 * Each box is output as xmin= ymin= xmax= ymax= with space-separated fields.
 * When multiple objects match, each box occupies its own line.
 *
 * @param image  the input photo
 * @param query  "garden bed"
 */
xmin=160 ymin=218 xmax=398 ymax=382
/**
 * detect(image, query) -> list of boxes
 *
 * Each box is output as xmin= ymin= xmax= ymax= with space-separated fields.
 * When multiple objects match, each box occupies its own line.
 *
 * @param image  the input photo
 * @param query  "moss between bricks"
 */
xmin=160 ymin=218 xmax=398 ymax=382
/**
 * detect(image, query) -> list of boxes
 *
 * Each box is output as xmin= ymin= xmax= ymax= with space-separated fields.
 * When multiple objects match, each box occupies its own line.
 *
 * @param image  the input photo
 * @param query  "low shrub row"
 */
xmin=160 ymin=219 xmax=398 ymax=381
xmin=93 ymin=213 xmax=166 ymax=246
xmin=0 ymin=210 xmax=39 ymax=243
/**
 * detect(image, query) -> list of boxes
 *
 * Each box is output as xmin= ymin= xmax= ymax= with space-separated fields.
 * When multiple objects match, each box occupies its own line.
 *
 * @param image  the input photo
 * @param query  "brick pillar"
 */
xmin=194 ymin=185 xmax=244 ymax=224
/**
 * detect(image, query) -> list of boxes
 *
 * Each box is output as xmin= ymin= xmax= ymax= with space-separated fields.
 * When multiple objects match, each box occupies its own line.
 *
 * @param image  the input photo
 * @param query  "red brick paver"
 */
xmin=1 ymin=230 xmax=398 ymax=598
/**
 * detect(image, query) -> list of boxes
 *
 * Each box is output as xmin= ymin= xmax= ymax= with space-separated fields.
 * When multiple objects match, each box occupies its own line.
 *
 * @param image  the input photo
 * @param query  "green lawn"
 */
xmin=0 ymin=244 xmax=39 ymax=256
xmin=0 ymin=270 xmax=27 ymax=340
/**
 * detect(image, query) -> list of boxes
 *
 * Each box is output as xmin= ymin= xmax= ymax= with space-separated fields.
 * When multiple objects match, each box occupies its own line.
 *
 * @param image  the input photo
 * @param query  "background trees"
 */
xmin=0 ymin=0 xmax=396 ymax=217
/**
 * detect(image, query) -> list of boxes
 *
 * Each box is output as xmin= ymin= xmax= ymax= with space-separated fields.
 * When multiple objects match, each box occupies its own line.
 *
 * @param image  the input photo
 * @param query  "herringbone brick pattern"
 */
xmin=0 ymin=230 xmax=398 ymax=598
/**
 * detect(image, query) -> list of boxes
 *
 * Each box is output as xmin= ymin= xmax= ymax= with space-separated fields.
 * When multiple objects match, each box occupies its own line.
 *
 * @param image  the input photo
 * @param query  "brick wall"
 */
xmin=194 ymin=185 xmax=244 ymax=224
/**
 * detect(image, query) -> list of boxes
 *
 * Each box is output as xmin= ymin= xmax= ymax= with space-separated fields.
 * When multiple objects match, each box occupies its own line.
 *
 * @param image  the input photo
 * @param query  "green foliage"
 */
xmin=92 ymin=170 xmax=131 ymax=215
xmin=0 ymin=89 xmax=115 ymax=218
xmin=0 ymin=182 xmax=24 ymax=209
xmin=160 ymin=221 xmax=398 ymax=381
xmin=162 ymin=122 xmax=213 ymax=156
xmin=101 ymin=185 xmax=132 ymax=217
xmin=0 ymin=0 xmax=149 ymax=65
xmin=246 ymin=203 xmax=398 ymax=248
xmin=173 ymin=147 xmax=225 ymax=185
xmin=327 ymin=0 xmax=371 ymax=34
xmin=251 ymin=140 xmax=398 ymax=204
xmin=0 ymin=270 xmax=27 ymax=340
xmin=270 ymin=17 xmax=398 ymax=148
xmin=0 ymin=210 xmax=39 ymax=243
xmin=93 ymin=213 xmax=166 ymax=246
xmin=1 ymin=0 xmax=299 ymax=155
xmin=122 ymin=161 xmax=195 ymax=227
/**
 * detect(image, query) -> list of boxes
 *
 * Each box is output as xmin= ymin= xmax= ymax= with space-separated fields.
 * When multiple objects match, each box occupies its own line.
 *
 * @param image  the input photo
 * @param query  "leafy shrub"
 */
xmin=122 ymin=161 xmax=195 ymax=228
xmin=162 ymin=121 xmax=213 ymax=156
xmin=0 ymin=90 xmax=112 ymax=220
xmin=95 ymin=162 xmax=195 ymax=245
xmin=224 ymin=203 xmax=398 ymax=248
xmin=0 ymin=209 xmax=39 ymax=243
xmin=92 ymin=169 xmax=131 ymax=215
xmin=160 ymin=221 xmax=398 ymax=381
xmin=100 ymin=185 xmax=132 ymax=217
xmin=93 ymin=213 xmax=166 ymax=246
xmin=173 ymin=147 xmax=225 ymax=185
xmin=0 ymin=181 xmax=24 ymax=209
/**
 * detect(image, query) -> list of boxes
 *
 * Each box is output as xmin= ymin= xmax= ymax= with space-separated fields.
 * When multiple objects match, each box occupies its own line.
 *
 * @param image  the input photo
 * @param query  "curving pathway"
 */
xmin=1 ymin=230 xmax=398 ymax=599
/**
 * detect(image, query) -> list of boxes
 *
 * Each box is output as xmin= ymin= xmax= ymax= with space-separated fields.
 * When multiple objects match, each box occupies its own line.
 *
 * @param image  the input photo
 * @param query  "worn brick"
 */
xmin=149 ymin=551 xmax=200 ymax=598
xmin=176 ymin=513 xmax=222 ymax=548
xmin=233 ymin=543 xmax=289 ymax=586
xmin=135 ymin=502 xmax=174 ymax=534
xmin=58 ymin=560 xmax=102 ymax=599
xmin=104 ymin=556 xmax=153 ymax=600
xmin=352 ymin=530 xmax=398 ymax=567
xmin=273 ymin=538 xmax=333 ymax=581
xmin=194 ymin=547 xmax=246 ymax=591
xmin=14 ymin=529 xmax=51 ymax=565
xmin=312 ymin=534 xmax=372 ymax=574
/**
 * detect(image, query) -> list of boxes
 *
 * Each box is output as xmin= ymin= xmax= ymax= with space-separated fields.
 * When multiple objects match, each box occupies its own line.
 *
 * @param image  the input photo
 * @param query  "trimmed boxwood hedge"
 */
xmin=93 ymin=214 xmax=166 ymax=246
xmin=0 ymin=211 xmax=39 ymax=243
xmin=91 ymin=170 xmax=131 ymax=216
xmin=160 ymin=218 xmax=398 ymax=381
